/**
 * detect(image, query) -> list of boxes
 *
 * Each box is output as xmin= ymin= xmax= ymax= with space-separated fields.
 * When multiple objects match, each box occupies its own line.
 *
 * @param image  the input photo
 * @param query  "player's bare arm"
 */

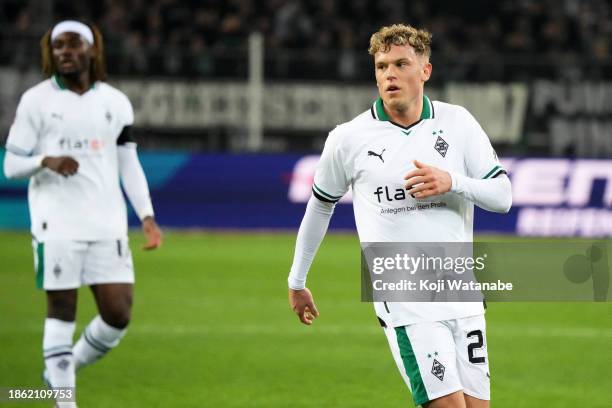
xmin=142 ymin=216 xmax=162 ymax=250
xmin=41 ymin=156 xmax=79 ymax=177
xmin=404 ymin=159 xmax=452 ymax=199
xmin=288 ymin=288 xmax=319 ymax=325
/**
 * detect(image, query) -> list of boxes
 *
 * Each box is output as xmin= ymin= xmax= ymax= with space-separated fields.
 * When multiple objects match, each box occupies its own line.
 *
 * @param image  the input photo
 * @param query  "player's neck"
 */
xmin=384 ymin=94 xmax=423 ymax=127
xmin=59 ymin=71 xmax=93 ymax=95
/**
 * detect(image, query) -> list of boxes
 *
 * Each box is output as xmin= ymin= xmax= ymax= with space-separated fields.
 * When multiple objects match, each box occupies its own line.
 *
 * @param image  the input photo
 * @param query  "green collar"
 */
xmin=372 ymin=94 xmax=434 ymax=124
xmin=52 ymin=74 xmax=96 ymax=91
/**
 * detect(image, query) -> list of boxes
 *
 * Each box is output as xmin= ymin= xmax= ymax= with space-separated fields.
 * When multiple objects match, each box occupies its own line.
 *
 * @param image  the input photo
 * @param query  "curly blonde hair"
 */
xmin=368 ymin=24 xmax=432 ymax=58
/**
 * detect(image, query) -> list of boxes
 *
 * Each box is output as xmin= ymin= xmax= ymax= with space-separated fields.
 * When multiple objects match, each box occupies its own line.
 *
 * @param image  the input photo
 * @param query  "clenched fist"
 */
xmin=42 ymin=156 xmax=79 ymax=177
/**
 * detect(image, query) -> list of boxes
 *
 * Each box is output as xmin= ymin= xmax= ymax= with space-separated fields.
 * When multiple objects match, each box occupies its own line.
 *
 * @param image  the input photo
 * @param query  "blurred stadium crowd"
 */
xmin=1 ymin=0 xmax=611 ymax=80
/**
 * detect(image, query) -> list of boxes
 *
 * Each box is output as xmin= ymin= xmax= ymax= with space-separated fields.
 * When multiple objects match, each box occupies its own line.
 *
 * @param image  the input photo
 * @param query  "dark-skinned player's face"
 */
xmin=51 ymin=32 xmax=93 ymax=76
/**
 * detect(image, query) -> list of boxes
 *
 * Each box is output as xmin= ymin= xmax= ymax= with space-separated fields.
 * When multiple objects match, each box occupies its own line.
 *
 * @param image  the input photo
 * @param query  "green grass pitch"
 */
xmin=0 ymin=231 xmax=610 ymax=407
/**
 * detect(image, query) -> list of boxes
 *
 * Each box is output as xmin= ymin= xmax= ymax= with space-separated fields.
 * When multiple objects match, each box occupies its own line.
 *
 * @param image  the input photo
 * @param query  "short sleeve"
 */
xmin=312 ymin=129 xmax=350 ymax=203
xmin=116 ymin=125 xmax=135 ymax=146
xmin=461 ymin=108 xmax=505 ymax=179
xmin=116 ymin=92 xmax=135 ymax=146
xmin=121 ymin=93 xmax=134 ymax=127
xmin=5 ymin=93 xmax=40 ymax=155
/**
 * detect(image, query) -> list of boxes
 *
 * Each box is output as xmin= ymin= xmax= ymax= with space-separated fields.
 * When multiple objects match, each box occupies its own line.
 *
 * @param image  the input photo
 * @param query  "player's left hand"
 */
xmin=289 ymin=288 xmax=319 ymax=325
xmin=142 ymin=216 xmax=162 ymax=250
xmin=403 ymin=160 xmax=452 ymax=199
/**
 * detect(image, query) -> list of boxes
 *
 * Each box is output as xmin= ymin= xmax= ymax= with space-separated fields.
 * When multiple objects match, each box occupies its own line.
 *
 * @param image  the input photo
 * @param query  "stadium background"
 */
xmin=0 ymin=0 xmax=610 ymax=407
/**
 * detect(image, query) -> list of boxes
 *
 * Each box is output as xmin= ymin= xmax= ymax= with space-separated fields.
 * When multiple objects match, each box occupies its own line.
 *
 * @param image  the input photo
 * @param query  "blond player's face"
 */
xmin=374 ymin=44 xmax=431 ymax=112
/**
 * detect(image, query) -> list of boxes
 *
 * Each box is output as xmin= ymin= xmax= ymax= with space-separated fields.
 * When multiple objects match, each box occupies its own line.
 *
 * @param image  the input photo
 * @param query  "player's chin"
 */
xmin=56 ymin=66 xmax=80 ymax=76
xmin=384 ymin=93 xmax=400 ymax=102
xmin=386 ymin=97 xmax=407 ymax=111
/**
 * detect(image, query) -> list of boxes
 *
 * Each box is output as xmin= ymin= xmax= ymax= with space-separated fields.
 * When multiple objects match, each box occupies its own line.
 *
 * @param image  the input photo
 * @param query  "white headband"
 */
xmin=51 ymin=20 xmax=94 ymax=44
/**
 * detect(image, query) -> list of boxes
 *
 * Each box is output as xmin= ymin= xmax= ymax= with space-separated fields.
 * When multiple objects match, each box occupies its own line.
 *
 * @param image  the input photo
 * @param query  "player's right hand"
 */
xmin=142 ymin=216 xmax=163 ymax=250
xmin=42 ymin=156 xmax=79 ymax=177
xmin=288 ymin=288 xmax=320 ymax=325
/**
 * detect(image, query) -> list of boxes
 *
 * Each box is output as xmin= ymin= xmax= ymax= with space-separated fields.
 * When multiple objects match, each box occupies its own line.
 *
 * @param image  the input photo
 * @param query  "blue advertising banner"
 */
xmin=149 ymin=153 xmax=355 ymax=229
xmin=1 ymin=150 xmax=610 ymax=237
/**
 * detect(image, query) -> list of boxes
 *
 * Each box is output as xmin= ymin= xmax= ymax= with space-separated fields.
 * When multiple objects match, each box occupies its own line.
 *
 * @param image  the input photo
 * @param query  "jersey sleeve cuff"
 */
xmin=312 ymin=183 xmax=342 ymax=203
xmin=288 ymin=277 xmax=306 ymax=290
xmin=482 ymin=165 xmax=506 ymax=179
xmin=135 ymin=201 xmax=155 ymax=222
xmin=138 ymin=208 xmax=155 ymax=222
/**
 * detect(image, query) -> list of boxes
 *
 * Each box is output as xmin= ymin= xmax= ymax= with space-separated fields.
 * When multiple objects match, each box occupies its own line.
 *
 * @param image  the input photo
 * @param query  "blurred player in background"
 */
xmin=2 ymin=20 xmax=162 ymax=407
xmin=288 ymin=24 xmax=511 ymax=408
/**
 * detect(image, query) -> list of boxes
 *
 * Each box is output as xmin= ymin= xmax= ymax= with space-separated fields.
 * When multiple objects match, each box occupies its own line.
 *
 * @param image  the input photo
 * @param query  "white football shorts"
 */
xmin=32 ymin=238 xmax=135 ymax=290
xmin=381 ymin=314 xmax=490 ymax=406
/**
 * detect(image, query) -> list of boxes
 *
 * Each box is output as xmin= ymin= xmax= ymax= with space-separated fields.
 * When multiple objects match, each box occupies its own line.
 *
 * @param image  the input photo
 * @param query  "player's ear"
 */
xmin=421 ymin=60 xmax=432 ymax=82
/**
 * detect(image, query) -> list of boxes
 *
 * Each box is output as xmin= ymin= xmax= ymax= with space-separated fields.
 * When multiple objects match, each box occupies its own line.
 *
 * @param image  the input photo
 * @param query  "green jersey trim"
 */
xmin=312 ymin=183 xmax=342 ymax=201
xmin=483 ymin=165 xmax=504 ymax=179
xmin=52 ymin=74 xmax=67 ymax=90
xmin=371 ymin=95 xmax=434 ymax=132
xmin=52 ymin=74 xmax=97 ymax=91
xmin=375 ymin=97 xmax=390 ymax=121
xmin=36 ymin=242 xmax=44 ymax=290
xmin=372 ymin=95 xmax=434 ymax=121
xmin=421 ymin=94 xmax=433 ymax=120
xmin=395 ymin=326 xmax=430 ymax=405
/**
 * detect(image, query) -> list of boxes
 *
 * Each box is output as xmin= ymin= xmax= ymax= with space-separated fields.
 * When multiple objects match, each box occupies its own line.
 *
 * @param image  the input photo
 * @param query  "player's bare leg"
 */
xmin=90 ymin=283 xmax=133 ymax=328
xmin=464 ymin=394 xmax=489 ymax=408
xmin=44 ymin=290 xmax=78 ymax=407
xmin=424 ymin=391 xmax=466 ymax=408
xmin=72 ymin=284 xmax=132 ymax=371
xmin=47 ymin=290 xmax=78 ymax=321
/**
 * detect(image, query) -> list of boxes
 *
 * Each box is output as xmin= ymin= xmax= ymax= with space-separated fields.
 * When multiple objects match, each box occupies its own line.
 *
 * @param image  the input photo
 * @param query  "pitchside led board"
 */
xmin=0 ymin=149 xmax=610 ymax=237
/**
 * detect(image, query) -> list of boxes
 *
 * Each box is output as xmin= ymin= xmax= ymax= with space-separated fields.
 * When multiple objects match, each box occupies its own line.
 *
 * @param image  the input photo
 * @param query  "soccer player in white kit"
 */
xmin=3 ymin=21 xmax=162 ymax=407
xmin=287 ymin=25 xmax=512 ymax=408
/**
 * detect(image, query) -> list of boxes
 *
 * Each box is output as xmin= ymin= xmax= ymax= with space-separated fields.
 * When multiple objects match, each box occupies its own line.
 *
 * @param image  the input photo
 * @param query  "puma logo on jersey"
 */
xmin=368 ymin=149 xmax=386 ymax=163
xmin=51 ymin=112 xmax=63 ymax=121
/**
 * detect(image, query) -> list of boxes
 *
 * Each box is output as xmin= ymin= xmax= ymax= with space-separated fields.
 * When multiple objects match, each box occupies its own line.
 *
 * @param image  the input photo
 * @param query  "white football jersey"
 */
xmin=5 ymin=75 xmax=134 ymax=240
xmin=313 ymin=95 xmax=505 ymax=326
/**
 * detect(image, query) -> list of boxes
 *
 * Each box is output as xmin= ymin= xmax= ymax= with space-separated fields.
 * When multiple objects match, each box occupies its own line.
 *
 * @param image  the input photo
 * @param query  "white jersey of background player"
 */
xmin=3 ymin=21 xmax=162 ymax=408
xmin=288 ymin=24 xmax=511 ymax=408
